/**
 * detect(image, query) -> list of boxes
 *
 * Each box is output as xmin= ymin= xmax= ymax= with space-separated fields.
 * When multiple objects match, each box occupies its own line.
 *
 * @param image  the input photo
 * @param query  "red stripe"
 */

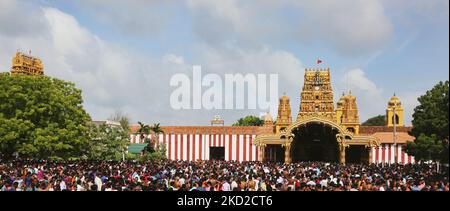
xmin=199 ymin=135 xmax=203 ymax=161
xmin=401 ymin=150 xmax=405 ymax=164
xmin=175 ymin=135 xmax=178 ymax=160
xmin=243 ymin=135 xmax=247 ymax=162
xmin=192 ymin=135 xmax=196 ymax=161
xmin=249 ymin=135 xmax=253 ymax=161
xmin=187 ymin=134 xmax=190 ymax=161
xmin=381 ymin=145 xmax=385 ymax=163
xmin=236 ymin=135 xmax=241 ymax=162
xmin=168 ymin=135 xmax=172 ymax=160
xmin=210 ymin=134 xmax=214 ymax=147
xmin=388 ymin=145 xmax=391 ymax=163
xmin=256 ymin=144 xmax=259 ymax=162
xmin=228 ymin=135 xmax=233 ymax=161
xmin=180 ymin=135 xmax=184 ymax=160
xmin=375 ymin=147 xmax=379 ymax=163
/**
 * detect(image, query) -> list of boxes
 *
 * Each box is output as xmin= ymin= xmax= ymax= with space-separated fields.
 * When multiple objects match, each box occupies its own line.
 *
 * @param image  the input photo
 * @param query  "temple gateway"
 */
xmin=130 ymin=68 xmax=415 ymax=164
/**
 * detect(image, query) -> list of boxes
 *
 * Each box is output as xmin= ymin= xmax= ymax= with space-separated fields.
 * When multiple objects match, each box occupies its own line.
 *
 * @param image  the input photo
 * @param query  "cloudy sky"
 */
xmin=0 ymin=0 xmax=448 ymax=126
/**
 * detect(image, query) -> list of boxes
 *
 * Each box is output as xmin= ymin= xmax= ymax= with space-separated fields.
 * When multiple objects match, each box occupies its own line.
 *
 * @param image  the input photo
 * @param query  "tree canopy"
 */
xmin=362 ymin=115 xmax=386 ymax=126
xmin=405 ymin=81 xmax=449 ymax=163
xmin=0 ymin=74 xmax=91 ymax=160
xmin=85 ymin=122 xmax=129 ymax=161
xmin=232 ymin=116 xmax=264 ymax=126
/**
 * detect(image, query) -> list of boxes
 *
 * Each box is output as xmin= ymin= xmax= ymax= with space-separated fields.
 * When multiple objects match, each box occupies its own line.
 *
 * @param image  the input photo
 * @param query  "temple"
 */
xmin=10 ymin=51 xmax=44 ymax=76
xmin=130 ymin=68 xmax=415 ymax=164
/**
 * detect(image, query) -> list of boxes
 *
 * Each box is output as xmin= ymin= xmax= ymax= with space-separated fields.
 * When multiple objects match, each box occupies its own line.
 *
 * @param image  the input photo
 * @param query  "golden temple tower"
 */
xmin=336 ymin=91 xmax=360 ymax=134
xmin=297 ymin=68 xmax=336 ymax=122
xmin=276 ymin=94 xmax=292 ymax=134
xmin=386 ymin=94 xmax=404 ymax=127
xmin=10 ymin=51 xmax=44 ymax=76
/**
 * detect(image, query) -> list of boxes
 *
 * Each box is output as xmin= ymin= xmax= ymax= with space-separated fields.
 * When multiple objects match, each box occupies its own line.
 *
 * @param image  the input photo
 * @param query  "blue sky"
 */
xmin=0 ymin=0 xmax=448 ymax=126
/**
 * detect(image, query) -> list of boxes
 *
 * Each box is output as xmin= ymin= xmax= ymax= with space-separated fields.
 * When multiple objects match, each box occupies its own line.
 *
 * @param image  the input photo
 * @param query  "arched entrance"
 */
xmin=291 ymin=122 xmax=340 ymax=163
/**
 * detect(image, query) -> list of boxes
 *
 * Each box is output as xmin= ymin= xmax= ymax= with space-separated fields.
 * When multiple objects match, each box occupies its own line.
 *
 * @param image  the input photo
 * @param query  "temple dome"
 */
xmin=388 ymin=95 xmax=402 ymax=107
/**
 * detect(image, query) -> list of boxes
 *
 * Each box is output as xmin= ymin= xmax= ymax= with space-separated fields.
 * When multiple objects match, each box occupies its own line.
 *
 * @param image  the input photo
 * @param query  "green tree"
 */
xmin=136 ymin=121 xmax=152 ymax=152
xmin=109 ymin=111 xmax=130 ymax=134
xmin=362 ymin=115 xmax=386 ymax=126
xmin=140 ymin=144 xmax=167 ymax=162
xmin=232 ymin=116 xmax=264 ymax=126
xmin=0 ymin=74 xmax=91 ymax=160
xmin=146 ymin=123 xmax=164 ymax=153
xmin=85 ymin=122 xmax=129 ymax=161
xmin=405 ymin=81 xmax=449 ymax=163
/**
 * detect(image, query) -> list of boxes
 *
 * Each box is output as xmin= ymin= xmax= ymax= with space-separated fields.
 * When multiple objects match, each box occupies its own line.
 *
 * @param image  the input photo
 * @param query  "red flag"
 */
xmin=317 ymin=59 xmax=322 ymax=64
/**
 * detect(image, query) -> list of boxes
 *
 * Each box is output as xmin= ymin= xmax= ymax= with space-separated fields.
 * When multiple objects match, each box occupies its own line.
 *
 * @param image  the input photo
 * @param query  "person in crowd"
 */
xmin=0 ymin=159 xmax=448 ymax=192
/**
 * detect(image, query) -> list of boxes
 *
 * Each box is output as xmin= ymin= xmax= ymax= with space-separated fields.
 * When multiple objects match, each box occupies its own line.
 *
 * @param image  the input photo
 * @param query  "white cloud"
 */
xmin=0 ymin=1 xmax=427 ymax=126
xmin=397 ymin=91 xmax=421 ymax=126
xmin=163 ymin=54 xmax=185 ymax=65
xmin=336 ymin=69 xmax=420 ymax=125
xmin=337 ymin=69 xmax=385 ymax=122
xmin=70 ymin=0 xmax=174 ymax=36
xmin=0 ymin=3 xmax=186 ymax=125
xmin=193 ymin=45 xmax=305 ymax=117
xmin=186 ymin=0 xmax=393 ymax=56
xmin=293 ymin=0 xmax=393 ymax=56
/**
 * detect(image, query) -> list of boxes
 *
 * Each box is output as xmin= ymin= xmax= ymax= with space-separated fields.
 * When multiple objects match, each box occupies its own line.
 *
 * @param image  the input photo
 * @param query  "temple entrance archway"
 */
xmin=291 ymin=122 xmax=340 ymax=163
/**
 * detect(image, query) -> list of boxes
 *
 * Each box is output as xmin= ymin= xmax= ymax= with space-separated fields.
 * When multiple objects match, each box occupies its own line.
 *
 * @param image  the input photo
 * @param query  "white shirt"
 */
xmin=277 ymin=177 xmax=284 ymax=184
xmin=231 ymin=181 xmax=238 ymax=190
xmin=179 ymin=178 xmax=185 ymax=186
xmin=77 ymin=184 xmax=85 ymax=191
xmin=254 ymin=180 xmax=260 ymax=191
xmin=222 ymin=182 xmax=231 ymax=191
xmin=60 ymin=181 xmax=66 ymax=190
xmin=320 ymin=179 xmax=328 ymax=188
xmin=94 ymin=176 xmax=102 ymax=191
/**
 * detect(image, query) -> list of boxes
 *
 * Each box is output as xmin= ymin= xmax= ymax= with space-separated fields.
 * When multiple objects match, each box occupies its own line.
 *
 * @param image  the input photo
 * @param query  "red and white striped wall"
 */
xmin=130 ymin=135 xmax=415 ymax=164
xmin=371 ymin=144 xmax=415 ymax=164
xmin=130 ymin=134 xmax=259 ymax=162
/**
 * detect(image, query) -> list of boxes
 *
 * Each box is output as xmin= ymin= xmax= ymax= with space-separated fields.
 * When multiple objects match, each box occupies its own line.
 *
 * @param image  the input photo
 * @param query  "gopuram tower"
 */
xmin=297 ymin=68 xmax=336 ymax=122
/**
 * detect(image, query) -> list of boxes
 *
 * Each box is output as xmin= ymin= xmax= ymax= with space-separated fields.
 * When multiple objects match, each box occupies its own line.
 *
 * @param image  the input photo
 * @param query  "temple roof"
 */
xmin=130 ymin=125 xmax=273 ymax=135
xmin=371 ymin=132 xmax=415 ymax=144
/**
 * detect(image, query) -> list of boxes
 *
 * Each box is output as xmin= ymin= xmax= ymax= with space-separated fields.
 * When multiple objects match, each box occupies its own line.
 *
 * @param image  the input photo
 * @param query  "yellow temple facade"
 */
xmin=10 ymin=51 xmax=44 ymax=76
xmin=254 ymin=68 xmax=411 ymax=164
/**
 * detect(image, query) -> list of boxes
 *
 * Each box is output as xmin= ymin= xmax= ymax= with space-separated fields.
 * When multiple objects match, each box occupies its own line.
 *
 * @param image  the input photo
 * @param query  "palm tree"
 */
xmin=151 ymin=123 xmax=164 ymax=146
xmin=137 ymin=121 xmax=151 ymax=147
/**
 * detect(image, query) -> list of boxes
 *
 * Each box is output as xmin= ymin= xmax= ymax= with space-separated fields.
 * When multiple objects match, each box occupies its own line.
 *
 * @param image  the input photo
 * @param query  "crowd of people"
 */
xmin=0 ymin=159 xmax=448 ymax=191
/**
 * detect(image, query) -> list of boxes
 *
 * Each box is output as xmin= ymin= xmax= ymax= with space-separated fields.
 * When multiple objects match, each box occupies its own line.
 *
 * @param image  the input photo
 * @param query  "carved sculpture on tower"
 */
xmin=276 ymin=94 xmax=292 ymax=134
xmin=297 ymin=68 xmax=336 ymax=122
xmin=336 ymin=91 xmax=360 ymax=134
xmin=10 ymin=51 xmax=44 ymax=76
